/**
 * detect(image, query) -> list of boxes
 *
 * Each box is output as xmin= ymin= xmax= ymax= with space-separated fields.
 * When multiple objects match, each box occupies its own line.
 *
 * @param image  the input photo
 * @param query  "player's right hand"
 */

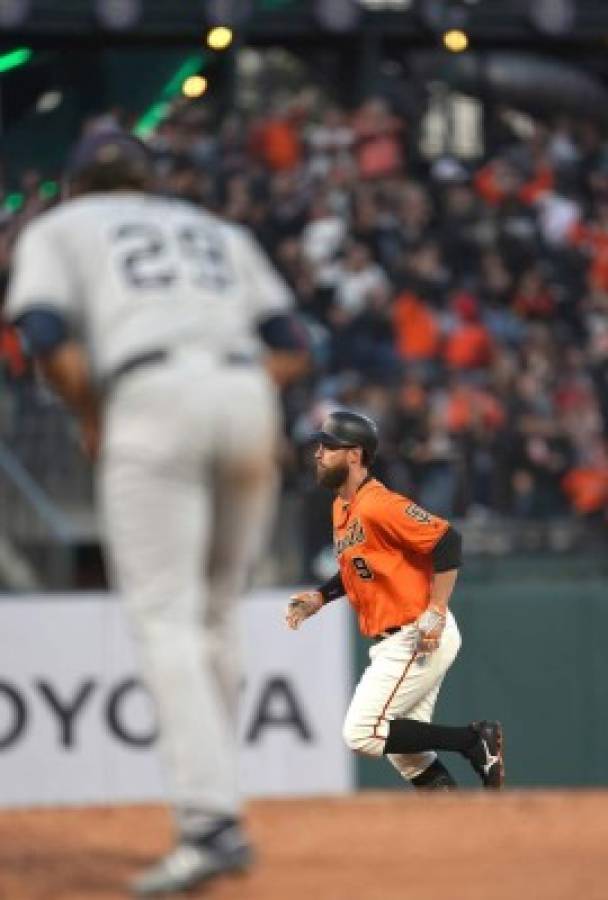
xmin=415 ymin=604 xmax=446 ymax=654
xmin=284 ymin=591 xmax=324 ymax=630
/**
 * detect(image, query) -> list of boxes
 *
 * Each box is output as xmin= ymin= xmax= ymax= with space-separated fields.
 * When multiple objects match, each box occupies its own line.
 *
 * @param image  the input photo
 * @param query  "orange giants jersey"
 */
xmin=332 ymin=478 xmax=449 ymax=637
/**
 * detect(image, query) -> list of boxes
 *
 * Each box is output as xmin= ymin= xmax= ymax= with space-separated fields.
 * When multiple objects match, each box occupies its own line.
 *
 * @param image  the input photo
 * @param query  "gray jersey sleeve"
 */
xmin=235 ymin=227 xmax=295 ymax=319
xmin=6 ymin=216 xmax=78 ymax=324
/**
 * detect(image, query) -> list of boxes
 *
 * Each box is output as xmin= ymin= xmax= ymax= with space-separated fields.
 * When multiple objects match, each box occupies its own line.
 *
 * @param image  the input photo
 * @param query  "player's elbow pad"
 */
xmin=14 ymin=308 xmax=69 ymax=356
xmin=432 ymin=526 xmax=462 ymax=572
xmin=258 ymin=313 xmax=310 ymax=351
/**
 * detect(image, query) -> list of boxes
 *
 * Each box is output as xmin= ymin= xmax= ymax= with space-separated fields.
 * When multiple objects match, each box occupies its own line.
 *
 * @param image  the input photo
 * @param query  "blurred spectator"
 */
xmin=396 ymin=239 xmax=450 ymax=305
xmin=352 ymin=98 xmax=404 ymax=181
xmin=437 ymin=175 xmax=485 ymax=279
xmin=443 ymin=292 xmax=495 ymax=371
xmin=304 ymin=105 xmax=354 ymax=180
xmin=331 ymin=240 xmax=391 ymax=319
xmin=300 ymin=194 xmax=347 ymax=280
xmin=562 ymin=437 xmax=608 ymax=524
xmin=513 ymin=266 xmax=556 ymax=320
xmin=568 ymin=196 xmax=608 ymax=293
xmin=249 ymin=100 xmax=303 ymax=172
xmin=392 ymin=290 xmax=441 ymax=367
xmin=0 ymin=320 xmax=28 ymax=379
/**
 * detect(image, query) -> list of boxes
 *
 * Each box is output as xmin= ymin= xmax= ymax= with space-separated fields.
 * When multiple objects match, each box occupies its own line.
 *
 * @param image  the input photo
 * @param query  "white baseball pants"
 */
xmin=98 ymin=353 xmax=279 ymax=836
xmin=343 ymin=611 xmax=461 ymax=780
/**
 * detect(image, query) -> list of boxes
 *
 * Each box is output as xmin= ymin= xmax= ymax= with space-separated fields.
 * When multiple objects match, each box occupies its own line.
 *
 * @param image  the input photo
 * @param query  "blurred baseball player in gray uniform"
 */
xmin=6 ymin=130 xmax=308 ymax=895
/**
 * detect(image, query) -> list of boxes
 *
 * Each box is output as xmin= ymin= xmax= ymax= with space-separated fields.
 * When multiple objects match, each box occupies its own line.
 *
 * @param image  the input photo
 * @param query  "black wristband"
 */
xmin=318 ymin=572 xmax=345 ymax=604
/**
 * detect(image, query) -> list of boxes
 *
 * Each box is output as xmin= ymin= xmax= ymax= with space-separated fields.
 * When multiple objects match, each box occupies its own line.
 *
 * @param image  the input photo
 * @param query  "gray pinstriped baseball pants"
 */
xmin=98 ymin=354 xmax=279 ymax=837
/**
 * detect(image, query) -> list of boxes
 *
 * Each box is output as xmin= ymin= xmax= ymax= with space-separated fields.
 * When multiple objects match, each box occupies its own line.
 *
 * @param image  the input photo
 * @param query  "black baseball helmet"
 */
xmin=312 ymin=409 xmax=379 ymax=462
xmin=64 ymin=129 xmax=154 ymax=193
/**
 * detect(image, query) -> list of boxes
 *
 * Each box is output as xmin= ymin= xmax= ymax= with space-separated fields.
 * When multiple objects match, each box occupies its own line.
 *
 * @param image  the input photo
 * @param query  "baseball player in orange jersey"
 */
xmin=286 ymin=410 xmax=504 ymax=790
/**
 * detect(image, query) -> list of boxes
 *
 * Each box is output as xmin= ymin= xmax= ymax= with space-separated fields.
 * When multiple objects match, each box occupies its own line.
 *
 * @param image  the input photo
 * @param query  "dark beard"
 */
xmin=317 ymin=462 xmax=349 ymax=490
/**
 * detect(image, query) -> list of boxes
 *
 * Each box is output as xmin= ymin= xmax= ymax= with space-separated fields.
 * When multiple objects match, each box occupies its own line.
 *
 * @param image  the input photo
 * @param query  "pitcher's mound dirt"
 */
xmin=1 ymin=792 xmax=607 ymax=900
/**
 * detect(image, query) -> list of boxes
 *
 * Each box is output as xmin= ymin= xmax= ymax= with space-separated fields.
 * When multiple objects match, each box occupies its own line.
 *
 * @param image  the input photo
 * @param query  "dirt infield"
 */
xmin=1 ymin=792 xmax=607 ymax=900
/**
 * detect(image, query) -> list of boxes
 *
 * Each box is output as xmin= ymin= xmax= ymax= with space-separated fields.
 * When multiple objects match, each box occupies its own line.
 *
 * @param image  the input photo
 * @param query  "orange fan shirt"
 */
xmin=392 ymin=291 xmax=441 ymax=361
xmin=332 ymin=479 xmax=449 ymax=637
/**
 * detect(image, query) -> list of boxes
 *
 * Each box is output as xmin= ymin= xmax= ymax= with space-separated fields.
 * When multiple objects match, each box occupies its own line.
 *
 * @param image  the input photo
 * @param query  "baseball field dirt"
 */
xmin=1 ymin=792 xmax=606 ymax=900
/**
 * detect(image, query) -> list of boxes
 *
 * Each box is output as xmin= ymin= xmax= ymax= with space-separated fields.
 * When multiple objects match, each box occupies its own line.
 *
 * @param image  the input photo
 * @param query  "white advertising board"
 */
xmin=0 ymin=590 xmax=353 ymax=807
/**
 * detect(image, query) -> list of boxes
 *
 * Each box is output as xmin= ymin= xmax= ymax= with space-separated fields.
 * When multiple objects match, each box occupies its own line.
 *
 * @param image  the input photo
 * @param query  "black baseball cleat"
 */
xmin=464 ymin=720 xmax=505 ymax=789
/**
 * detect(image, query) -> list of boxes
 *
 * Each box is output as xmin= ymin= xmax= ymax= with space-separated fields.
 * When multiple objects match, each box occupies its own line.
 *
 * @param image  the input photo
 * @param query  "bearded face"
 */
xmin=315 ymin=446 xmax=350 ymax=490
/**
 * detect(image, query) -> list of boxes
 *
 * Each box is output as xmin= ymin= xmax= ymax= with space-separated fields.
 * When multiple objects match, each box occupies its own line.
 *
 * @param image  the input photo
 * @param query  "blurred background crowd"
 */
xmin=1 ymin=2 xmax=608 ymax=585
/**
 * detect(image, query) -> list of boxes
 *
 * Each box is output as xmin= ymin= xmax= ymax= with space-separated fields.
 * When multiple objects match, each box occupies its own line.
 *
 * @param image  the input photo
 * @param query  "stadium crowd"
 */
xmin=1 ymin=93 xmax=608 ymax=540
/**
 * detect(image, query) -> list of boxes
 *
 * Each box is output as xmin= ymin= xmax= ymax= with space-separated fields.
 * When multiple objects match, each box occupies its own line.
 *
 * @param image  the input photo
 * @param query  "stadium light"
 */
xmin=206 ymin=26 xmax=233 ymax=50
xmin=36 ymin=90 xmax=63 ymax=114
xmin=3 ymin=181 xmax=57 ymax=214
xmin=133 ymin=54 xmax=205 ymax=137
xmin=40 ymin=181 xmax=59 ymax=200
xmin=529 ymin=0 xmax=575 ymax=36
xmin=419 ymin=0 xmax=468 ymax=34
xmin=0 ymin=0 xmax=30 ymax=28
xmin=314 ymin=0 xmax=361 ymax=32
xmin=0 ymin=47 xmax=32 ymax=73
xmin=162 ymin=55 xmax=205 ymax=99
xmin=358 ymin=0 xmax=412 ymax=8
xmin=4 ymin=192 xmax=23 ymax=211
xmin=205 ymin=0 xmax=253 ymax=27
xmin=95 ymin=0 xmax=142 ymax=30
xmin=443 ymin=29 xmax=468 ymax=52
xmin=182 ymin=75 xmax=208 ymax=99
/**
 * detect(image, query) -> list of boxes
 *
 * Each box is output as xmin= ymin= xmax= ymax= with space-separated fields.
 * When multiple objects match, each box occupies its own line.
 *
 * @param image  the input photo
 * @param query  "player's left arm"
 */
xmin=370 ymin=498 xmax=462 ymax=652
xmin=418 ymin=527 xmax=462 ymax=653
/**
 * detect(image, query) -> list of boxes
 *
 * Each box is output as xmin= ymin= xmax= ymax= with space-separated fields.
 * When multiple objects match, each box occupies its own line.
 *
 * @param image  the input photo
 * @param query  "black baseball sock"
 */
xmin=410 ymin=758 xmax=457 ymax=790
xmin=384 ymin=719 xmax=478 ymax=755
